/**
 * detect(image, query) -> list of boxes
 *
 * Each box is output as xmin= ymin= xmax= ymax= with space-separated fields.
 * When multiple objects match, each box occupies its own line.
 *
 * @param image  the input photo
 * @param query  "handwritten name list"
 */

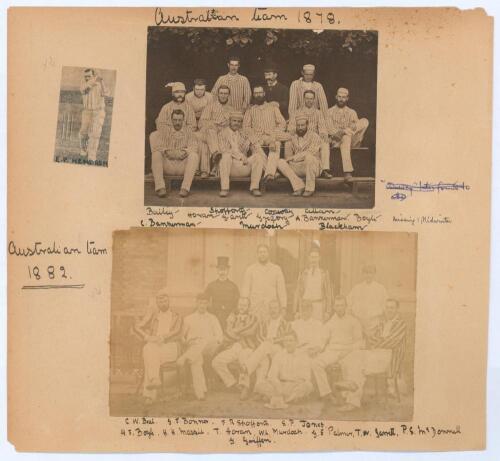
xmin=118 ymin=416 xmax=462 ymax=449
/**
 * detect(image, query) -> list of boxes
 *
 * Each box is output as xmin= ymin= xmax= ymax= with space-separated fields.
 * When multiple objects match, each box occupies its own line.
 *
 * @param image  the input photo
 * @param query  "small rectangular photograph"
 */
xmin=54 ymin=66 xmax=116 ymax=167
xmin=144 ymin=27 xmax=377 ymax=208
xmin=110 ymin=228 xmax=416 ymax=422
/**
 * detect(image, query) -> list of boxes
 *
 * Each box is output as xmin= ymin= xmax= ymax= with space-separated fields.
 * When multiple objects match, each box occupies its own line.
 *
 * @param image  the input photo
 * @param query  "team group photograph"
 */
xmin=110 ymin=229 xmax=416 ymax=421
xmin=144 ymin=27 xmax=377 ymax=208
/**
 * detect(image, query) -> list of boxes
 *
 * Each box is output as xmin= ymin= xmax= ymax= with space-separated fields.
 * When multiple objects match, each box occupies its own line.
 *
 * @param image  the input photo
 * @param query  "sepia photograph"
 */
xmin=110 ymin=228 xmax=416 ymax=421
xmin=144 ymin=27 xmax=377 ymax=208
xmin=54 ymin=66 xmax=116 ymax=167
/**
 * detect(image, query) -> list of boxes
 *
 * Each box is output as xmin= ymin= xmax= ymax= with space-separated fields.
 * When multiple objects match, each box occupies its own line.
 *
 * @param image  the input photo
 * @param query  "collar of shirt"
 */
xmin=329 ymin=313 xmax=351 ymax=324
xmin=256 ymin=261 xmax=272 ymax=268
xmin=295 ymin=130 xmax=312 ymax=143
xmin=306 ymin=266 xmax=321 ymax=274
xmin=299 ymin=78 xmax=316 ymax=85
xmin=253 ymin=102 xmax=269 ymax=111
xmin=216 ymin=101 xmax=230 ymax=110
xmin=172 ymin=127 xmax=187 ymax=137
xmin=267 ymin=81 xmax=278 ymax=88
xmin=381 ymin=316 xmax=398 ymax=337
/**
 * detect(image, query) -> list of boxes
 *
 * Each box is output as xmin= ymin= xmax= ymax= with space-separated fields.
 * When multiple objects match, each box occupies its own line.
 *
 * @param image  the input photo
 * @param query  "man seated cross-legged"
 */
xmin=149 ymin=109 xmax=199 ymax=198
xmin=218 ymin=111 xmax=266 ymax=198
xmin=291 ymin=300 xmax=325 ymax=358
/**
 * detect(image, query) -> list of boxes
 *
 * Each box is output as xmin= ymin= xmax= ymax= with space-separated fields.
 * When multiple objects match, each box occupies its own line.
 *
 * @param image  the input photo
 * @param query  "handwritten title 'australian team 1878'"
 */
xmin=153 ymin=7 xmax=293 ymax=25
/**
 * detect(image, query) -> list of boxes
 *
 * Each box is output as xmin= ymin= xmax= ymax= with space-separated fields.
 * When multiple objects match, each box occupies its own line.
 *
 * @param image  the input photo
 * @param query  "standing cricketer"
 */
xmin=79 ymin=68 xmax=109 ymax=161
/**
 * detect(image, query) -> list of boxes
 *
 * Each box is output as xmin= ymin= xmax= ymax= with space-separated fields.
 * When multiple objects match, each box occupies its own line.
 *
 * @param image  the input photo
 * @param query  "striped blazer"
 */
xmin=224 ymin=311 xmax=260 ymax=350
xmin=368 ymin=315 xmax=407 ymax=378
xmin=327 ymin=105 xmax=359 ymax=135
xmin=288 ymin=107 xmax=328 ymax=138
xmin=288 ymin=130 xmax=322 ymax=162
xmin=199 ymin=100 xmax=235 ymax=132
xmin=211 ymin=73 xmax=251 ymax=112
xmin=289 ymin=78 xmax=328 ymax=117
xmin=257 ymin=317 xmax=292 ymax=344
xmin=155 ymin=100 xmax=197 ymax=132
xmin=243 ymin=102 xmax=286 ymax=138
xmin=133 ymin=307 xmax=183 ymax=344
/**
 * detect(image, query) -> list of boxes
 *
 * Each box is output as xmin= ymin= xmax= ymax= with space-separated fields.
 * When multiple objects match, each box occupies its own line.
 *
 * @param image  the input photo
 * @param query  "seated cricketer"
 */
xmin=155 ymin=81 xmax=196 ymax=132
xmin=133 ymin=288 xmax=182 ymax=404
xmin=176 ymin=293 xmax=223 ymax=400
xmin=326 ymin=87 xmax=370 ymax=183
xmin=239 ymin=300 xmax=291 ymax=400
xmin=218 ymin=111 xmax=266 ymax=198
xmin=243 ymin=85 xmax=290 ymax=181
xmin=288 ymin=63 xmax=329 ymax=118
xmin=198 ymin=85 xmax=235 ymax=177
xmin=337 ymin=298 xmax=407 ymax=412
xmin=276 ymin=115 xmax=323 ymax=197
xmin=254 ymin=330 xmax=313 ymax=406
xmin=291 ymin=300 xmax=325 ymax=358
xmin=287 ymin=90 xmax=333 ymax=178
xmin=211 ymin=297 xmax=260 ymax=390
xmin=149 ymin=109 xmax=199 ymax=198
xmin=311 ymin=295 xmax=364 ymax=404
xmin=185 ymin=78 xmax=213 ymax=127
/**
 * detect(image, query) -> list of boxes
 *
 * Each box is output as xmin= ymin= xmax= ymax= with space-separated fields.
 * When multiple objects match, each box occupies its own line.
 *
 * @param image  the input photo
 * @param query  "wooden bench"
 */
xmin=145 ymin=174 xmax=374 ymax=198
xmin=144 ymin=147 xmax=375 ymax=198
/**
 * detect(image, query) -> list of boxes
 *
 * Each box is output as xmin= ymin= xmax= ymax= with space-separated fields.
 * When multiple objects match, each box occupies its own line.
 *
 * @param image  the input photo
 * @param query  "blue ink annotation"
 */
xmin=383 ymin=180 xmax=470 ymax=201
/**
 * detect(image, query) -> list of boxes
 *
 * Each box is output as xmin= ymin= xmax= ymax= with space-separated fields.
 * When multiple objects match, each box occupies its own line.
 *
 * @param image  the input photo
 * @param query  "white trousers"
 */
xmin=249 ymin=133 xmax=284 ymax=177
xmin=341 ymin=348 xmax=392 ymax=407
xmin=150 ymin=131 xmax=199 ymax=192
xmin=212 ymin=343 xmax=253 ymax=388
xmin=311 ymin=348 xmax=352 ymax=397
xmin=241 ymin=341 xmax=282 ymax=388
xmin=177 ymin=339 xmax=220 ymax=399
xmin=277 ymin=155 xmax=321 ymax=192
xmin=142 ymin=341 xmax=179 ymax=399
xmin=254 ymin=379 xmax=313 ymax=403
xmin=331 ymin=118 xmax=369 ymax=173
xmin=80 ymin=108 xmax=105 ymax=161
xmin=219 ymin=152 xmax=265 ymax=191
xmin=285 ymin=141 xmax=330 ymax=172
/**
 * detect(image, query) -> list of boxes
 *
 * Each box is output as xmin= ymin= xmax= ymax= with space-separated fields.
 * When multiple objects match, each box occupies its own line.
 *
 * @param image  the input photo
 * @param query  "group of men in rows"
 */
xmin=149 ymin=57 xmax=370 ymax=198
xmin=135 ymin=245 xmax=406 ymax=413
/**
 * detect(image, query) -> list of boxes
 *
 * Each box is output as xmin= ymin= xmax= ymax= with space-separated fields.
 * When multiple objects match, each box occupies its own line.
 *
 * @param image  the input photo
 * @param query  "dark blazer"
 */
xmin=264 ymin=81 xmax=289 ymax=119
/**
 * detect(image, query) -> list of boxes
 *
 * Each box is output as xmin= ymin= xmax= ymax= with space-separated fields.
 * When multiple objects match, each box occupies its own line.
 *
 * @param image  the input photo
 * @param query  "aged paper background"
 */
xmin=7 ymin=7 xmax=492 ymax=452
